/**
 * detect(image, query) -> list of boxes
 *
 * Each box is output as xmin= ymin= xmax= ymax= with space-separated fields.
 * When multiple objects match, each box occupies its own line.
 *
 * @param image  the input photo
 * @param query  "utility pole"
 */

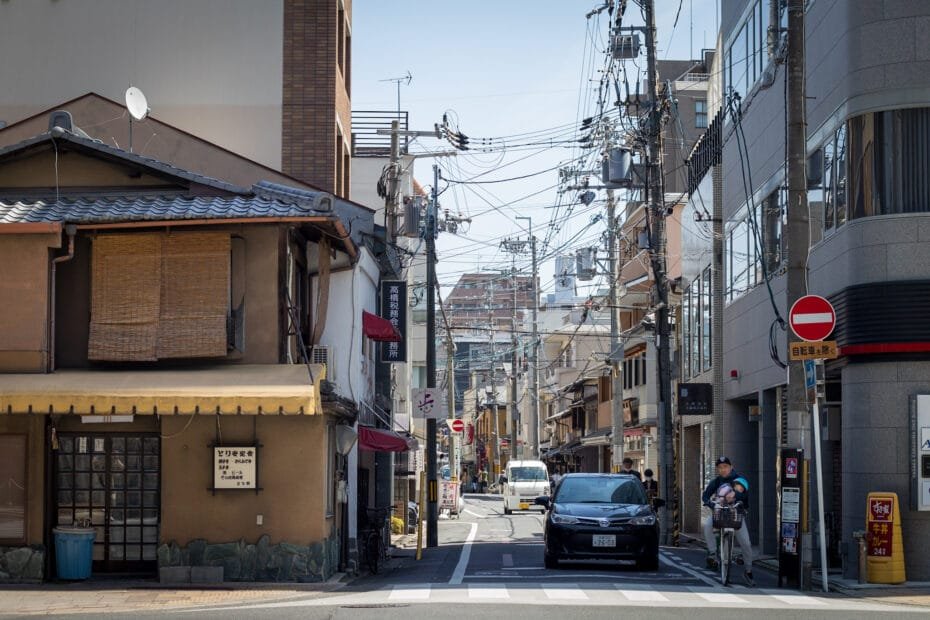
xmin=516 ymin=216 xmax=539 ymax=460
xmin=426 ymin=164 xmax=439 ymax=548
xmin=487 ymin=278 xmax=499 ymax=478
xmin=510 ymin=262 xmax=519 ymax=460
xmin=785 ymin=0 xmax=812 ymax=589
xmin=447 ymin=337 xmax=457 ymax=487
xmin=643 ymin=0 xmax=673 ymax=546
xmin=386 ymin=120 xmax=400 ymax=242
xmin=608 ymin=186 xmax=625 ymax=474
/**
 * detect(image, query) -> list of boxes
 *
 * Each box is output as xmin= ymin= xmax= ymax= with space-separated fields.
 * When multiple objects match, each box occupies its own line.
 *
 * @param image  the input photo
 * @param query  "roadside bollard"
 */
xmin=852 ymin=530 xmax=867 ymax=584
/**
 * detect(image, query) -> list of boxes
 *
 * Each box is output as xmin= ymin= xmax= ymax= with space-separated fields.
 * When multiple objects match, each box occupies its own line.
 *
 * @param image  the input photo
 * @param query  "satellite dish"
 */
xmin=125 ymin=87 xmax=149 ymax=121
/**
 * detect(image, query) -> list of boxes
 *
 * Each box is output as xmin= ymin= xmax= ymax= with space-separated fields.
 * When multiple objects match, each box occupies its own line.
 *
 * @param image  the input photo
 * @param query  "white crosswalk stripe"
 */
xmin=468 ymin=583 xmax=510 ymax=598
xmin=542 ymin=584 xmax=588 ymax=600
xmin=689 ymin=587 xmax=749 ymax=604
xmin=389 ymin=584 xmax=432 ymax=600
xmin=192 ymin=582 xmax=908 ymax=613
xmin=615 ymin=585 xmax=670 ymax=602
xmin=760 ymin=589 xmax=828 ymax=606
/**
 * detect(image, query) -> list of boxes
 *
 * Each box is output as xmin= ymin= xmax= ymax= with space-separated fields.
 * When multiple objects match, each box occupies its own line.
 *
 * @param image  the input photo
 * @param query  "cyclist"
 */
xmin=702 ymin=456 xmax=754 ymax=586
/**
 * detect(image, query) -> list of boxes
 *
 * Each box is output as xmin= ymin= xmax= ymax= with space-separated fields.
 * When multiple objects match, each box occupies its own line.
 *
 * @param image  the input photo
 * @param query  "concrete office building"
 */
xmin=713 ymin=0 xmax=930 ymax=580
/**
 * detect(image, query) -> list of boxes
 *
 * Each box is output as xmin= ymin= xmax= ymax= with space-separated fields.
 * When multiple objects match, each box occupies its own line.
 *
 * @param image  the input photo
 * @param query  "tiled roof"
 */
xmin=0 ymin=193 xmax=334 ymax=225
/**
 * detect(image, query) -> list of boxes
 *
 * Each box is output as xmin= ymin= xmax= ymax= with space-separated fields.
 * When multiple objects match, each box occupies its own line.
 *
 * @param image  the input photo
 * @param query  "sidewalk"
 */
xmin=0 ymin=573 xmax=347 ymax=617
xmin=681 ymin=530 xmax=930 ymax=608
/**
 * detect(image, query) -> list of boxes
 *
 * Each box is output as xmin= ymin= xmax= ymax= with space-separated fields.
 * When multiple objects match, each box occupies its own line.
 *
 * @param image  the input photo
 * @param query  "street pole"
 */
xmin=386 ymin=120 xmax=400 ymax=243
xmin=643 ymin=0 xmax=673 ymax=546
xmin=448 ymin=338 xmax=457 ymax=487
xmin=785 ymin=0 xmax=812 ymax=589
xmin=510 ymin=262 xmax=519 ymax=461
xmin=426 ymin=164 xmax=439 ymax=548
xmin=487 ymin=278 xmax=498 ymax=478
xmin=516 ymin=216 xmax=539 ymax=460
xmin=608 ymin=187 xmax=625 ymax=473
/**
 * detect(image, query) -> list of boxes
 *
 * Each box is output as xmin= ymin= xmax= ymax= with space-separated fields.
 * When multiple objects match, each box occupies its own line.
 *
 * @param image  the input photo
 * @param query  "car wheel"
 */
xmin=636 ymin=551 xmax=659 ymax=571
xmin=544 ymin=552 xmax=559 ymax=569
xmin=504 ymin=507 xmax=512 ymax=515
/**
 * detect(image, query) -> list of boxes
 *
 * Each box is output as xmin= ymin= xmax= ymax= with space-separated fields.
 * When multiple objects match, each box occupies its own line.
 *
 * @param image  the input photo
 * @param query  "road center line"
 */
xmin=449 ymin=521 xmax=479 ymax=585
xmin=463 ymin=509 xmax=486 ymax=519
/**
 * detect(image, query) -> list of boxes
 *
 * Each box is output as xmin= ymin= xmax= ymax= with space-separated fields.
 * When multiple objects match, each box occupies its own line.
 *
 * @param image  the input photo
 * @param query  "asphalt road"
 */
xmin=35 ymin=494 xmax=926 ymax=619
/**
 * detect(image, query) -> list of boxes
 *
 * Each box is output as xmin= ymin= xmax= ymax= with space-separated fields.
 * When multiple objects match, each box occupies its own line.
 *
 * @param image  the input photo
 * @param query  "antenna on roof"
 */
xmin=124 ymin=86 xmax=150 ymax=152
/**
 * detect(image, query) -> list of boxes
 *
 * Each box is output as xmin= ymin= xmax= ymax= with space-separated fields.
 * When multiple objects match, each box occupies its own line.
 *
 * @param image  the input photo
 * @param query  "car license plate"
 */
xmin=592 ymin=535 xmax=616 ymax=547
xmin=519 ymin=503 xmax=529 ymax=510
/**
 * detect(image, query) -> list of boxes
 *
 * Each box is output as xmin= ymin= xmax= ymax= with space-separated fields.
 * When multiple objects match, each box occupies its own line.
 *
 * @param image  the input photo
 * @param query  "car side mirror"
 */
xmin=653 ymin=498 xmax=666 ymax=509
xmin=534 ymin=496 xmax=551 ymax=510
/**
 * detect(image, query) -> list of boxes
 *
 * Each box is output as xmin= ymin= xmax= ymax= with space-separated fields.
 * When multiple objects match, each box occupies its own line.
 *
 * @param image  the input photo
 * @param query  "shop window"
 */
xmin=0 ymin=435 xmax=26 ymax=542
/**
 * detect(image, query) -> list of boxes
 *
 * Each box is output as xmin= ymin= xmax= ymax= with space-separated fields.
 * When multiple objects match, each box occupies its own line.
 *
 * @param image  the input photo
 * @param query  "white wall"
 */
xmin=321 ymin=247 xmax=380 ymax=405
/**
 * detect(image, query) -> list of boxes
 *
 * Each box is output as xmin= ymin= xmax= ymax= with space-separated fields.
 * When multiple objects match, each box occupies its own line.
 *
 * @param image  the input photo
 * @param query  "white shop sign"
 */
xmin=214 ymin=446 xmax=257 ymax=489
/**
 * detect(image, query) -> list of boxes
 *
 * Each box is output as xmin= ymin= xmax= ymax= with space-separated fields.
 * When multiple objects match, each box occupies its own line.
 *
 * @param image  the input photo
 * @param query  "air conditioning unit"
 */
xmin=310 ymin=345 xmax=336 ymax=381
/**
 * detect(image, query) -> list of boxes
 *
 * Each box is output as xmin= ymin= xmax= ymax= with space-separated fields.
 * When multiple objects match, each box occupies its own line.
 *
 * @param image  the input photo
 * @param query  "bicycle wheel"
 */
xmin=720 ymin=530 xmax=733 ymax=585
xmin=367 ymin=532 xmax=381 ymax=574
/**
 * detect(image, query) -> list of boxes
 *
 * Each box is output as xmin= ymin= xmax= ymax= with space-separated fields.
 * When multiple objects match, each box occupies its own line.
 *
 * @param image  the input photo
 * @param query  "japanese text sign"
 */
xmin=214 ymin=446 xmax=257 ymax=489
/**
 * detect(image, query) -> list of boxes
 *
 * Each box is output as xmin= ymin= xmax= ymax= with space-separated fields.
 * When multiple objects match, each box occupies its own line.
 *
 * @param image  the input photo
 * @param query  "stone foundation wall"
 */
xmin=0 ymin=545 xmax=44 ymax=582
xmin=157 ymin=534 xmax=339 ymax=582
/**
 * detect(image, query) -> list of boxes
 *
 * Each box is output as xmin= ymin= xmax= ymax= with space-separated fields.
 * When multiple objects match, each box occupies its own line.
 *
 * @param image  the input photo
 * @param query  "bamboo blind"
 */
xmin=158 ymin=232 xmax=230 ymax=358
xmin=88 ymin=234 xmax=161 ymax=361
xmin=88 ymin=232 xmax=230 ymax=361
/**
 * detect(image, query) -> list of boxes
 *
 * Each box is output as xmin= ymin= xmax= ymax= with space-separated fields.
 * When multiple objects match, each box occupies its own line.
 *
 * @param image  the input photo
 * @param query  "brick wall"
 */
xmin=282 ymin=0 xmax=351 ymax=196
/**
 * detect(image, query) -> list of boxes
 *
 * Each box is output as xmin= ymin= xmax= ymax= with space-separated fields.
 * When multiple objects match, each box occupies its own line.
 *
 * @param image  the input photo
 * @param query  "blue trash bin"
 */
xmin=53 ymin=527 xmax=95 ymax=580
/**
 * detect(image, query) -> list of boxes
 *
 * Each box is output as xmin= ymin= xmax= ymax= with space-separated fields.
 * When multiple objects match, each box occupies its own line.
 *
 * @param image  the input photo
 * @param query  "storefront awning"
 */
xmin=362 ymin=311 xmax=402 ymax=342
xmin=580 ymin=429 xmax=612 ymax=446
xmin=0 ymin=364 xmax=324 ymax=415
xmin=358 ymin=426 xmax=413 ymax=452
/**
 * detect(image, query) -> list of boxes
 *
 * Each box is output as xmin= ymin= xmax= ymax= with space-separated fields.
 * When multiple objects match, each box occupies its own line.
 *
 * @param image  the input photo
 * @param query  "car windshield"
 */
xmin=510 ymin=467 xmax=547 ymax=482
xmin=554 ymin=476 xmax=647 ymax=505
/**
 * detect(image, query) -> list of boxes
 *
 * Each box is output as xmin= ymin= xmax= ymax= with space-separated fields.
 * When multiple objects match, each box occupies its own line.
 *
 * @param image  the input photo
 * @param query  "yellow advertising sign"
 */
xmin=865 ymin=492 xmax=906 ymax=584
xmin=789 ymin=340 xmax=838 ymax=361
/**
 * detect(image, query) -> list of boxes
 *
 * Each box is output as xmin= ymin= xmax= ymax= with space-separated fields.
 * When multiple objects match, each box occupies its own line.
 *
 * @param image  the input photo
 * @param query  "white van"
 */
xmin=502 ymin=460 xmax=550 ymax=514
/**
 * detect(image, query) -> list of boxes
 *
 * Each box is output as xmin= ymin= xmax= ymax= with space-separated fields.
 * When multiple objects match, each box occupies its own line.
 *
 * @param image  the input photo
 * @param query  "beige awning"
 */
xmin=0 ymin=364 xmax=324 ymax=415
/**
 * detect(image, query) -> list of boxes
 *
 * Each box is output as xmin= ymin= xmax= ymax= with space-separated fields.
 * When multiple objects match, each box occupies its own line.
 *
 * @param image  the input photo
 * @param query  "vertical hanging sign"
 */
xmin=380 ymin=280 xmax=407 ymax=362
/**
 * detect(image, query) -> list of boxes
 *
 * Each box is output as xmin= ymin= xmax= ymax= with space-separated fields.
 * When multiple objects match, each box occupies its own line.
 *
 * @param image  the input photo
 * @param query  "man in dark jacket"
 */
xmin=701 ymin=456 xmax=755 ymax=586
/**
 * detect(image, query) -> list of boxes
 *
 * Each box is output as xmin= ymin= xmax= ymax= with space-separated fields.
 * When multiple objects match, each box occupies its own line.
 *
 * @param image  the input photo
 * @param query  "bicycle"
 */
xmin=361 ymin=505 xmax=394 ymax=574
xmin=711 ymin=501 xmax=744 ymax=586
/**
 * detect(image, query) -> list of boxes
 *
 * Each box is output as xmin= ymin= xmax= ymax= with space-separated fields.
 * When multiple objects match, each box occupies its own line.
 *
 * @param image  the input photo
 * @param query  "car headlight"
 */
xmin=551 ymin=513 xmax=580 ymax=525
xmin=629 ymin=514 xmax=656 ymax=525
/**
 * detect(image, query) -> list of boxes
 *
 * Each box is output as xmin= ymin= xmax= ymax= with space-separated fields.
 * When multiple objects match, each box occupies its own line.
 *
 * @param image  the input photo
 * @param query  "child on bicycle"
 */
xmin=701 ymin=457 xmax=755 ymax=586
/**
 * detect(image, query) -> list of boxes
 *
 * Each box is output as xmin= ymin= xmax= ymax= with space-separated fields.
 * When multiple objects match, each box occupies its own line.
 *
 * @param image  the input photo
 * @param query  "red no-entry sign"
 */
xmin=789 ymin=295 xmax=836 ymax=342
xmin=448 ymin=419 xmax=464 ymax=433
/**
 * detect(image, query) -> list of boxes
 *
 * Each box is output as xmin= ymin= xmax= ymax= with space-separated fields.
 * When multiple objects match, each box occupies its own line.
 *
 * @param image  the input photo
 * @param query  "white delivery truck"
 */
xmin=502 ymin=460 xmax=550 ymax=514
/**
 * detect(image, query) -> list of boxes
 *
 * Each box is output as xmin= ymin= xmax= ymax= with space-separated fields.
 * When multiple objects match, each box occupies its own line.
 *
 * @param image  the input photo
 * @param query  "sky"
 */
xmin=352 ymin=0 xmax=720 ymax=300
